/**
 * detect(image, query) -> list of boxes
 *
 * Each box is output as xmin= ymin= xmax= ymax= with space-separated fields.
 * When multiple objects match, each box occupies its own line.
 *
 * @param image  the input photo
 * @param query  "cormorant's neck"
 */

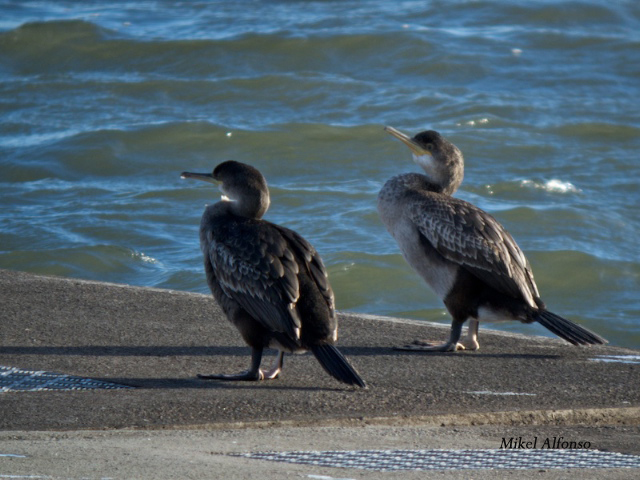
xmin=437 ymin=172 xmax=462 ymax=196
xmin=416 ymin=160 xmax=463 ymax=196
xmin=379 ymin=173 xmax=445 ymax=198
xmin=412 ymin=142 xmax=464 ymax=196
xmin=406 ymin=171 xmax=461 ymax=196
xmin=221 ymin=189 xmax=270 ymax=219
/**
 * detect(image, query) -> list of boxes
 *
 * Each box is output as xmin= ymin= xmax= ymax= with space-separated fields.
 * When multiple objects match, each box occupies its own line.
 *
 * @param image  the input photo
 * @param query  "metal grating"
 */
xmin=232 ymin=449 xmax=640 ymax=471
xmin=0 ymin=366 xmax=132 ymax=392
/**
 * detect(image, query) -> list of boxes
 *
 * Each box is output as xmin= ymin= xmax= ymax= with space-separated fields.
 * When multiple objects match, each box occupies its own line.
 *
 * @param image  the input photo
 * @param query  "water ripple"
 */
xmin=1 ymin=2 xmax=638 ymax=348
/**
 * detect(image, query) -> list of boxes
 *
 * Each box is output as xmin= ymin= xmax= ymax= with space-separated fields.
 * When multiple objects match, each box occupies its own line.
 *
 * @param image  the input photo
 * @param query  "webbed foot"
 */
xmin=197 ymin=350 xmax=285 ymax=381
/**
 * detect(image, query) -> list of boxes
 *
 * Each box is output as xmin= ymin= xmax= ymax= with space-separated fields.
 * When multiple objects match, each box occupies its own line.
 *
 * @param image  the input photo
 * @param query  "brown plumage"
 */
xmin=182 ymin=160 xmax=365 ymax=387
xmin=378 ymin=126 xmax=607 ymax=351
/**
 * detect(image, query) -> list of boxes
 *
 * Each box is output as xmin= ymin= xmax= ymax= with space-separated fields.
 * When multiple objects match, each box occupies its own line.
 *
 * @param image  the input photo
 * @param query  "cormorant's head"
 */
xmin=181 ymin=160 xmax=270 ymax=219
xmin=384 ymin=126 xmax=464 ymax=195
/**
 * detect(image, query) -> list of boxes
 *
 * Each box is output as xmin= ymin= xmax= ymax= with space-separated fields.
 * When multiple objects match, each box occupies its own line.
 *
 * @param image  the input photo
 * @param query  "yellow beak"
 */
xmin=384 ymin=126 xmax=431 ymax=156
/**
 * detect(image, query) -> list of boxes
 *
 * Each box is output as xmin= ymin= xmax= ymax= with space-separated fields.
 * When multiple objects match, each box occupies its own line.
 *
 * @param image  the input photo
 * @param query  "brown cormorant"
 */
xmin=182 ymin=160 xmax=366 ymax=387
xmin=378 ymin=126 xmax=607 ymax=351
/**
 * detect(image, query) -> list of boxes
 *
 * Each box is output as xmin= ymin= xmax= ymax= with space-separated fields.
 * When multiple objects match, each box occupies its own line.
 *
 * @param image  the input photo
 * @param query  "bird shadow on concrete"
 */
xmin=340 ymin=345 xmax=563 ymax=360
xmin=0 ymin=345 xmax=564 ymax=361
xmin=393 ymin=351 xmax=563 ymax=360
xmin=90 ymin=375 xmax=359 ymax=392
xmin=461 ymin=352 xmax=564 ymax=360
xmin=0 ymin=345 xmax=253 ymax=357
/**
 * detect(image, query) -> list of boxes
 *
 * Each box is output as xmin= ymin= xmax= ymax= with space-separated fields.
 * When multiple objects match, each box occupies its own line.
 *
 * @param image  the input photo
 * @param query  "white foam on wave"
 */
xmin=520 ymin=179 xmax=580 ymax=194
xmin=463 ymin=118 xmax=489 ymax=127
xmin=135 ymin=251 xmax=160 ymax=264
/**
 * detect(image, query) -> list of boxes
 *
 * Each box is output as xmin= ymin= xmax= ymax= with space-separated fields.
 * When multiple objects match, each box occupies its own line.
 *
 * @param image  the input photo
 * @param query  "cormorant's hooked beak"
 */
xmin=384 ymin=126 xmax=431 ymax=157
xmin=181 ymin=171 xmax=235 ymax=202
xmin=180 ymin=171 xmax=217 ymax=184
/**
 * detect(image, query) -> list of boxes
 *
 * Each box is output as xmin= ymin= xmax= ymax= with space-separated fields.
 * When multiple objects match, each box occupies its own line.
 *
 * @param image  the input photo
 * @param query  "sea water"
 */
xmin=1 ymin=1 xmax=639 ymax=347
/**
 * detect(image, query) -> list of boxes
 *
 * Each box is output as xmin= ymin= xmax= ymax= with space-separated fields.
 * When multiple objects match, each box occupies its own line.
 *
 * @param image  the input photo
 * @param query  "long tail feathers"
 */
xmin=535 ymin=310 xmax=607 ymax=346
xmin=311 ymin=344 xmax=366 ymax=388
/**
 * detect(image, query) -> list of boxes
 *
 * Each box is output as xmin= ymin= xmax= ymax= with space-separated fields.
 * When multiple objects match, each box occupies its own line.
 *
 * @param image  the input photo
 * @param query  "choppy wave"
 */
xmin=519 ymin=179 xmax=580 ymax=194
xmin=1 ymin=1 xmax=639 ymax=348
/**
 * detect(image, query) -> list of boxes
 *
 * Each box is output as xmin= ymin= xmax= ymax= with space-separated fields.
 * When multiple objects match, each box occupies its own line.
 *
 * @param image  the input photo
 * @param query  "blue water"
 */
xmin=1 ymin=1 xmax=639 ymax=348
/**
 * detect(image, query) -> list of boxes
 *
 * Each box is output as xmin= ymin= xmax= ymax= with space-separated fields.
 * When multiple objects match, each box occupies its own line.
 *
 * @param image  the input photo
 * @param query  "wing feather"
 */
xmin=205 ymin=218 xmax=334 ymax=340
xmin=207 ymin=220 xmax=302 ymax=339
xmin=408 ymin=192 xmax=539 ymax=306
xmin=274 ymin=225 xmax=335 ymax=317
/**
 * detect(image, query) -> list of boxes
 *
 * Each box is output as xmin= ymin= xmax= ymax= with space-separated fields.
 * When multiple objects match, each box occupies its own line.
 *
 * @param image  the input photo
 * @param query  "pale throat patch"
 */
xmin=412 ymin=152 xmax=435 ymax=170
xmin=219 ymin=185 xmax=236 ymax=202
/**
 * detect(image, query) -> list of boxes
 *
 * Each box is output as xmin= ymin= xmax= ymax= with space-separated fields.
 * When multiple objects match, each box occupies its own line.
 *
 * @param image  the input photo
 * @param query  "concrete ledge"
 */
xmin=2 ymin=268 xmax=638 ymax=432
xmin=1 ymin=269 xmax=640 ymax=479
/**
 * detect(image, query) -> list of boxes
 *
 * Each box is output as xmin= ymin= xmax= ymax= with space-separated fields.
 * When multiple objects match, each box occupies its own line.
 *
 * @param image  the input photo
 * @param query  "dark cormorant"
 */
xmin=378 ymin=126 xmax=607 ymax=352
xmin=181 ymin=160 xmax=366 ymax=387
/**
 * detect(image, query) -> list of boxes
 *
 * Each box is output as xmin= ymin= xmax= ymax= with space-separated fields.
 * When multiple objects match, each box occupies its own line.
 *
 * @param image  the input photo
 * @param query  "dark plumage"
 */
xmin=378 ymin=126 xmax=607 ymax=351
xmin=181 ymin=160 xmax=365 ymax=387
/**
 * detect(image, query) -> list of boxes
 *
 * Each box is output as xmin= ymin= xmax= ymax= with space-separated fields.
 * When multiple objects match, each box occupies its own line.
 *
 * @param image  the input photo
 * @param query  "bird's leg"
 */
xmin=395 ymin=319 xmax=468 ymax=352
xmin=261 ymin=351 xmax=284 ymax=380
xmin=458 ymin=317 xmax=480 ymax=351
xmin=198 ymin=347 xmax=266 ymax=381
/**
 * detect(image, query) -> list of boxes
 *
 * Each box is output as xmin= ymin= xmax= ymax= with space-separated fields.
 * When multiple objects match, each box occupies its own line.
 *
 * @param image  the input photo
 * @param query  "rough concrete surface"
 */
xmin=1 ymin=269 xmax=639 ymax=479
